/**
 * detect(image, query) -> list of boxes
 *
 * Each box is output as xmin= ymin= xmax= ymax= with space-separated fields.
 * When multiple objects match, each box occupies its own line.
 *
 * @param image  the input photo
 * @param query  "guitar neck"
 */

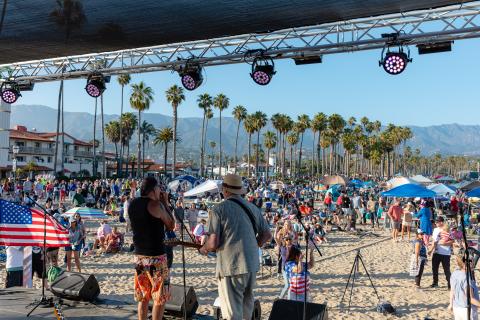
xmin=165 ymin=239 xmax=203 ymax=249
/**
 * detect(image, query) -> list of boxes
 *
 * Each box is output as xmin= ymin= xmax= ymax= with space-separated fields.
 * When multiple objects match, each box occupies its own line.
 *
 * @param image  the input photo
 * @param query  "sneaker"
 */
xmin=430 ymin=283 xmax=438 ymax=288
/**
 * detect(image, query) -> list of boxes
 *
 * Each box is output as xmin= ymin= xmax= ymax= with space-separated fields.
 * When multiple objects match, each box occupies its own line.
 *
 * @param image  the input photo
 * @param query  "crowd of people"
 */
xmin=2 ymin=173 xmax=480 ymax=319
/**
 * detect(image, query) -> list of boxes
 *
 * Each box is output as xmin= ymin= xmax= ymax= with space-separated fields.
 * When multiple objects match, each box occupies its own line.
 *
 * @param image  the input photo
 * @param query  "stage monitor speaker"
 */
xmin=50 ymin=271 xmax=100 ymax=302
xmin=164 ymin=285 xmax=199 ymax=318
xmin=268 ymin=299 xmax=328 ymax=320
xmin=214 ymin=298 xmax=261 ymax=320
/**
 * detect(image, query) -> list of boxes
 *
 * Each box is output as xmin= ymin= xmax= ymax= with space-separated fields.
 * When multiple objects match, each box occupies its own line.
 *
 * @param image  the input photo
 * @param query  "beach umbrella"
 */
xmin=381 ymin=184 xmax=436 ymax=198
xmin=466 ymin=187 xmax=480 ymax=198
xmin=64 ymin=207 xmax=107 ymax=220
xmin=322 ymin=175 xmax=348 ymax=186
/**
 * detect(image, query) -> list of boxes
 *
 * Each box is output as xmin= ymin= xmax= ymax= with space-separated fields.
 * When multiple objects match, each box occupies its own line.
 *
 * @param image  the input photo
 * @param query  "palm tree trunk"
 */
xmin=298 ymin=132 xmax=304 ymax=177
xmin=142 ymin=135 xmax=146 ymax=177
xmin=311 ymin=131 xmax=316 ymax=176
xmin=114 ymin=142 xmax=118 ymax=160
xmin=126 ymin=143 xmax=130 ymax=177
xmin=219 ymin=110 xmax=222 ymax=176
xmin=118 ymin=84 xmax=124 ymax=177
xmin=93 ymin=98 xmax=97 ymax=177
xmin=282 ymin=134 xmax=287 ymax=178
xmin=60 ymin=86 xmax=65 ymax=174
xmin=136 ymin=110 xmax=141 ymax=178
xmin=203 ymin=116 xmax=209 ymax=177
xmin=234 ymin=120 xmax=241 ymax=174
xmin=101 ymin=95 xmax=106 ymax=178
xmin=247 ymin=134 xmax=252 ymax=177
xmin=255 ymin=130 xmax=260 ymax=178
xmin=289 ymin=144 xmax=293 ymax=177
xmin=53 ymin=80 xmax=63 ymax=175
xmin=200 ymin=112 xmax=206 ymax=176
xmin=266 ymin=148 xmax=270 ymax=181
xmin=172 ymin=105 xmax=178 ymax=179
xmin=164 ymin=143 xmax=168 ymax=176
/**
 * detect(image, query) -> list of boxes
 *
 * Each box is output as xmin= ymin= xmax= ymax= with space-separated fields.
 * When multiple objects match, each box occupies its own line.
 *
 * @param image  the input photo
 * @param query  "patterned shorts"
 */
xmin=134 ymin=254 xmax=171 ymax=304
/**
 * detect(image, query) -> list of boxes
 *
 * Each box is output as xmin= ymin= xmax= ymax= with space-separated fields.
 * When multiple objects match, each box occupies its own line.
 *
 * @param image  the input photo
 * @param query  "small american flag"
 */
xmin=0 ymin=199 xmax=69 ymax=247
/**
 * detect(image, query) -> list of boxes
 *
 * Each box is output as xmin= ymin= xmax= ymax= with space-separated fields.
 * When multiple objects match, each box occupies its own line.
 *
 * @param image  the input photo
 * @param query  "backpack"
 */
xmin=47 ymin=266 xmax=64 ymax=283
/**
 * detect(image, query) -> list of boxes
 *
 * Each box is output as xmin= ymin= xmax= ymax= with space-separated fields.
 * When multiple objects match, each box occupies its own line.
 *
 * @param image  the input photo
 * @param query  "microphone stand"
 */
xmin=291 ymin=200 xmax=322 ymax=320
xmin=25 ymin=195 xmax=54 ymax=317
xmin=167 ymin=198 xmax=195 ymax=320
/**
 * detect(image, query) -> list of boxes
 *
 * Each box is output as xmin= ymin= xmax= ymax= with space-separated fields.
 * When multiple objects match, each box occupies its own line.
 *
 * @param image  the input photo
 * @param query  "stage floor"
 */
xmin=0 ymin=288 xmax=213 ymax=319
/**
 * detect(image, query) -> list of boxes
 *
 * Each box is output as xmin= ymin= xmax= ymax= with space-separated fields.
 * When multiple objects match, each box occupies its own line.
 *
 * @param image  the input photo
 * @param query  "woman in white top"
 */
xmin=401 ymin=202 xmax=414 ymax=241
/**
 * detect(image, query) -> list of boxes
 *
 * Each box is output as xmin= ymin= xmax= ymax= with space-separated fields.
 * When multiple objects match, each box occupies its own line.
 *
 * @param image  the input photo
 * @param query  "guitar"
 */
xmin=165 ymin=239 xmax=203 ymax=249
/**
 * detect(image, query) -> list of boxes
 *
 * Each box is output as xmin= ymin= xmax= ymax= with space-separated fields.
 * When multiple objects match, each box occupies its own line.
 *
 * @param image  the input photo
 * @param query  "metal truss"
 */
xmin=3 ymin=1 xmax=480 ymax=83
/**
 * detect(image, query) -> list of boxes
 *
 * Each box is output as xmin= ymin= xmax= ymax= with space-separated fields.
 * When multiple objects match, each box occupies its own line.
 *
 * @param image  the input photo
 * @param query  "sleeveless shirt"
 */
xmin=128 ymin=197 xmax=166 ymax=256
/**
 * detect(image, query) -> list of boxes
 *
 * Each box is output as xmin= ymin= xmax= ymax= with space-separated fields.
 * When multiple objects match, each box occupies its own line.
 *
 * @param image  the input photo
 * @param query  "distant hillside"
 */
xmin=9 ymin=104 xmax=480 ymax=160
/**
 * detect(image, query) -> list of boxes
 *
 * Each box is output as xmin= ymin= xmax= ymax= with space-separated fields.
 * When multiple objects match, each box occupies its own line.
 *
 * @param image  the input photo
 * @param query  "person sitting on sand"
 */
xmin=285 ymin=246 xmax=314 ymax=302
xmin=193 ymin=219 xmax=207 ymax=244
xmin=105 ymin=226 xmax=124 ymax=253
xmin=94 ymin=220 xmax=112 ymax=251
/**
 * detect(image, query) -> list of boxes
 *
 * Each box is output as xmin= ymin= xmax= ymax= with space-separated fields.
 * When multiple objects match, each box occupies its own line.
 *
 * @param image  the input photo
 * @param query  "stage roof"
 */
xmin=0 ymin=0 xmax=467 ymax=65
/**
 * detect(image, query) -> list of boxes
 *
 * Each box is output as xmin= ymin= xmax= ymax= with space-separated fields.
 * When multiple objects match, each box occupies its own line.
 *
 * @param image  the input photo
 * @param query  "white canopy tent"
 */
xmin=184 ymin=180 xmax=223 ymax=197
xmin=410 ymin=175 xmax=433 ymax=184
xmin=386 ymin=177 xmax=419 ymax=189
xmin=427 ymin=183 xmax=456 ymax=197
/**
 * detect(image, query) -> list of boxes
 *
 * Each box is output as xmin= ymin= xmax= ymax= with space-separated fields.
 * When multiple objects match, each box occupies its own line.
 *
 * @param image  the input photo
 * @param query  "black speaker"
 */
xmin=164 ymin=285 xmax=199 ymax=318
xmin=268 ymin=299 xmax=327 ymax=320
xmin=50 ymin=271 xmax=100 ymax=302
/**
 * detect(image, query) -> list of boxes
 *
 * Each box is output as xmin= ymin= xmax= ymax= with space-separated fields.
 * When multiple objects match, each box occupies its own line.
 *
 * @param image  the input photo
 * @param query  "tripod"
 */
xmin=26 ymin=195 xmax=54 ymax=317
xmin=340 ymin=249 xmax=380 ymax=313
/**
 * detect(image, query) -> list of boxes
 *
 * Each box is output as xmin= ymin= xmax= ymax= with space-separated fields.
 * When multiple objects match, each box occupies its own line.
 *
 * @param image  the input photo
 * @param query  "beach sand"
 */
xmin=1 ymin=224 xmax=454 ymax=319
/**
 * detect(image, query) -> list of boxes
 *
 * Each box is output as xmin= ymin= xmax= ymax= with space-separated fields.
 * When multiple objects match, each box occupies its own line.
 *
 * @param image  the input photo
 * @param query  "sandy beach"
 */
xmin=1 ymin=222 xmax=454 ymax=319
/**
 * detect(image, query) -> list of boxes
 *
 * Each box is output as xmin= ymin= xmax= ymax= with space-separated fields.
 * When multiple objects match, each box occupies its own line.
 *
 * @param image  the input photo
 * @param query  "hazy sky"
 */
xmin=17 ymin=38 xmax=480 ymax=127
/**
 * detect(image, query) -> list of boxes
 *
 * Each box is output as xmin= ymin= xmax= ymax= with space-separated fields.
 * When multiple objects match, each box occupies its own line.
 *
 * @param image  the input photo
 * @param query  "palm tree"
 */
xmin=105 ymin=120 xmax=121 ymax=159
xmin=209 ymin=141 xmax=216 ymax=177
xmin=327 ymin=114 xmax=346 ymax=173
xmin=53 ymin=80 xmax=63 ymax=175
xmin=153 ymin=127 xmax=174 ymax=176
xmin=311 ymin=112 xmax=327 ymax=176
xmin=263 ymin=131 xmax=277 ymax=181
xmin=130 ymin=81 xmax=154 ymax=178
xmin=117 ymin=74 xmax=131 ymax=176
xmin=165 ymin=85 xmax=185 ymax=178
xmin=50 ymin=0 xmax=86 ymax=41
xmin=295 ymin=114 xmax=310 ymax=176
xmin=119 ymin=112 xmax=137 ymax=177
xmin=252 ymin=111 xmax=268 ymax=177
xmin=243 ymin=114 xmax=256 ymax=177
xmin=140 ymin=121 xmax=156 ymax=176
xmin=213 ymin=94 xmax=229 ymax=176
xmin=197 ymin=94 xmax=213 ymax=176
xmin=232 ymin=105 xmax=247 ymax=174
xmin=278 ymin=115 xmax=294 ymax=177
xmin=270 ymin=113 xmax=282 ymax=173
xmin=286 ymin=132 xmax=299 ymax=177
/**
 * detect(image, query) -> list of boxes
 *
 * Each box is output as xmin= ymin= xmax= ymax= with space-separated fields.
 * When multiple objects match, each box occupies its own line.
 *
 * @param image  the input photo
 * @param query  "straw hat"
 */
xmin=222 ymin=174 xmax=246 ymax=195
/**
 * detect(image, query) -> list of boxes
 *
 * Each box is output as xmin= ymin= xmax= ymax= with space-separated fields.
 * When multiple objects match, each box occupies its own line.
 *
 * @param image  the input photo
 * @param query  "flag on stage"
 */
xmin=0 ymin=199 xmax=70 ymax=247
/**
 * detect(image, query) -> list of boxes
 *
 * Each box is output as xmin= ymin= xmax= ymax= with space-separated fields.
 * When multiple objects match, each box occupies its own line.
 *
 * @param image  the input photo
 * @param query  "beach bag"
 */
xmin=47 ymin=266 xmax=63 ymax=283
xmin=377 ymin=301 xmax=395 ymax=315
xmin=408 ymin=254 xmax=425 ymax=276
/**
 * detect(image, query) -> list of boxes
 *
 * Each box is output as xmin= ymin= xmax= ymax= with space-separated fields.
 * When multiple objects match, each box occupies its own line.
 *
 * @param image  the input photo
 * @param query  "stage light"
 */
xmin=379 ymin=47 xmax=412 ymax=75
xmin=1 ymin=81 xmax=21 ymax=104
xmin=179 ymin=65 xmax=203 ymax=91
xmin=250 ymin=56 xmax=276 ymax=85
xmin=85 ymin=73 xmax=106 ymax=98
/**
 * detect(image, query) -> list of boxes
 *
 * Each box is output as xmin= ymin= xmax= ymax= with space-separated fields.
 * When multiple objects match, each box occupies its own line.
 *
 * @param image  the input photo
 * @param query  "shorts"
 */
xmin=393 ymin=221 xmax=402 ymax=230
xmin=5 ymin=270 xmax=23 ymax=288
xmin=65 ymin=244 xmax=82 ymax=252
xmin=134 ymin=254 xmax=171 ymax=305
xmin=32 ymin=255 xmax=46 ymax=279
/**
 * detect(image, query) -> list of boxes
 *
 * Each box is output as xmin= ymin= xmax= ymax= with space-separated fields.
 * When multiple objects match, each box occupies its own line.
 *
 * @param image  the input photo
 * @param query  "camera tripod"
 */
xmin=340 ymin=249 xmax=380 ymax=313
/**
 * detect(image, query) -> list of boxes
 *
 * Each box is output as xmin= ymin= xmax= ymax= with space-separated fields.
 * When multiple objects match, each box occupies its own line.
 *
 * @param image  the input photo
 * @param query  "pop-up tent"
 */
xmin=466 ymin=187 xmax=480 ymax=198
xmin=381 ymin=183 xmax=436 ymax=198
xmin=454 ymin=180 xmax=480 ymax=192
xmin=386 ymin=177 xmax=419 ymax=189
xmin=183 ymin=180 xmax=222 ymax=197
xmin=436 ymin=175 xmax=456 ymax=182
xmin=410 ymin=175 xmax=433 ymax=184
xmin=323 ymin=175 xmax=348 ymax=186
xmin=427 ymin=183 xmax=456 ymax=197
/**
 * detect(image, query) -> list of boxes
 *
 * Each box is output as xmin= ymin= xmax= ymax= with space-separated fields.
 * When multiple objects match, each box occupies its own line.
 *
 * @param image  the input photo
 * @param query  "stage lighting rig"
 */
xmin=179 ymin=64 xmax=204 ymax=91
xmin=85 ymin=73 xmax=108 ymax=98
xmin=1 ymin=80 xmax=21 ymax=104
xmin=379 ymin=45 xmax=412 ymax=75
xmin=250 ymin=56 xmax=276 ymax=85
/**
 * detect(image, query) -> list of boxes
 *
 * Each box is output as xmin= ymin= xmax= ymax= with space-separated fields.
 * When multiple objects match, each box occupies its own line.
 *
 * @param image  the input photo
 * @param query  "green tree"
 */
xmin=130 ymin=81 xmax=154 ymax=177
xmin=119 ymin=112 xmax=137 ymax=176
xmin=252 ymin=111 xmax=268 ymax=177
xmin=105 ymin=120 xmax=121 ymax=159
xmin=232 ymin=105 xmax=247 ymax=174
xmin=295 ymin=114 xmax=310 ymax=176
xmin=213 ymin=93 xmax=229 ymax=175
xmin=140 ymin=121 xmax=156 ymax=176
xmin=153 ymin=127 xmax=174 ymax=176
xmin=243 ymin=114 xmax=256 ymax=177
xmin=209 ymin=141 xmax=217 ymax=177
xmin=117 ymin=74 xmax=131 ymax=176
xmin=311 ymin=112 xmax=328 ymax=175
xmin=165 ymin=85 xmax=185 ymax=178
xmin=286 ymin=132 xmax=299 ymax=177
xmin=263 ymin=131 xmax=277 ymax=181
xmin=197 ymin=93 xmax=213 ymax=176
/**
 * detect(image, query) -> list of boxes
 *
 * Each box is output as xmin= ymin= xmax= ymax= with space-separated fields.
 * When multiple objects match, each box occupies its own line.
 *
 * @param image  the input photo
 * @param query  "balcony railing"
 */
xmin=10 ymin=146 xmax=54 ymax=155
xmin=67 ymin=150 xmax=94 ymax=157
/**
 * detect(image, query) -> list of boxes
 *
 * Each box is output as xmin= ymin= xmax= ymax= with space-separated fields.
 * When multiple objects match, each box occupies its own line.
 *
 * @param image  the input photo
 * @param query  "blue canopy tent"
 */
xmin=350 ymin=179 xmax=363 ymax=188
xmin=326 ymin=184 xmax=342 ymax=199
xmin=381 ymin=184 xmax=436 ymax=198
xmin=466 ymin=187 xmax=480 ymax=198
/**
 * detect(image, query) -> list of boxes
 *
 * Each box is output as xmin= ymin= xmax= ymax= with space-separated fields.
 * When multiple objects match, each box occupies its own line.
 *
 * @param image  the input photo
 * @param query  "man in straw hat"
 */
xmin=200 ymin=174 xmax=272 ymax=320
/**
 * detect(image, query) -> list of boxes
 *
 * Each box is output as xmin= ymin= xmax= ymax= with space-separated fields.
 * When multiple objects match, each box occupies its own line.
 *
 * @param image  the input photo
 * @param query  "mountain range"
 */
xmin=9 ymin=104 xmax=480 ymax=160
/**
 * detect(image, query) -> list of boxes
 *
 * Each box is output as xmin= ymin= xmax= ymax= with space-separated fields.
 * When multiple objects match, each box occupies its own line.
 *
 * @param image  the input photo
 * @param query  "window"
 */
xmin=74 ymin=146 xmax=79 ymax=151
xmin=16 ymin=141 xmax=25 ymax=147
xmin=49 ymin=143 xmax=53 ymax=148
xmin=47 ymin=157 xmax=52 ymax=163
xmin=35 ymin=142 xmax=40 ymax=148
xmin=16 ymin=156 xmax=25 ymax=162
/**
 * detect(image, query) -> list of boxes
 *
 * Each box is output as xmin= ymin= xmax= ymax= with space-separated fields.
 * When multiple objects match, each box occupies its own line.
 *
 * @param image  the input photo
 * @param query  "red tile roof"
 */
xmin=10 ymin=126 xmax=91 ymax=146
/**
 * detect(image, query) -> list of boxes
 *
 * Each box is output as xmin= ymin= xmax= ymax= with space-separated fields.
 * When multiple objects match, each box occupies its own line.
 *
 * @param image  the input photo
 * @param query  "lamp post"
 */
xmin=12 ymin=145 xmax=19 ymax=190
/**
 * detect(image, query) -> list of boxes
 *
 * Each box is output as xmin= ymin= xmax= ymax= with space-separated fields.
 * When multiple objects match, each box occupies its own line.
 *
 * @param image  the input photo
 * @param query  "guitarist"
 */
xmin=199 ymin=174 xmax=272 ymax=320
xmin=128 ymin=177 xmax=175 ymax=320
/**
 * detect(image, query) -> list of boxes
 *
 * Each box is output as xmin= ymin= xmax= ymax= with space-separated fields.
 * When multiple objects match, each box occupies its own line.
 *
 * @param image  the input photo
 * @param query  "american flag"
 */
xmin=0 ymin=199 xmax=69 ymax=247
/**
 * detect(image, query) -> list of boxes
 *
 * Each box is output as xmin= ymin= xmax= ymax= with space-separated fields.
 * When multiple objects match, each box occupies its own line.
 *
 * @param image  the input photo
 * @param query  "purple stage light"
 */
xmin=382 ymin=52 xmax=409 ymax=75
xmin=181 ymin=74 xmax=197 ymax=91
xmin=180 ymin=68 xmax=203 ymax=91
xmin=85 ymin=77 xmax=106 ymax=98
xmin=1 ymin=88 xmax=20 ymax=104
xmin=250 ymin=63 xmax=275 ymax=86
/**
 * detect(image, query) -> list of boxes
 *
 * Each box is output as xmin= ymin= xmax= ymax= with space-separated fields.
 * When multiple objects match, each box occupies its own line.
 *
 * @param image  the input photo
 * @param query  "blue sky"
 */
xmin=18 ymin=38 xmax=480 ymax=127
